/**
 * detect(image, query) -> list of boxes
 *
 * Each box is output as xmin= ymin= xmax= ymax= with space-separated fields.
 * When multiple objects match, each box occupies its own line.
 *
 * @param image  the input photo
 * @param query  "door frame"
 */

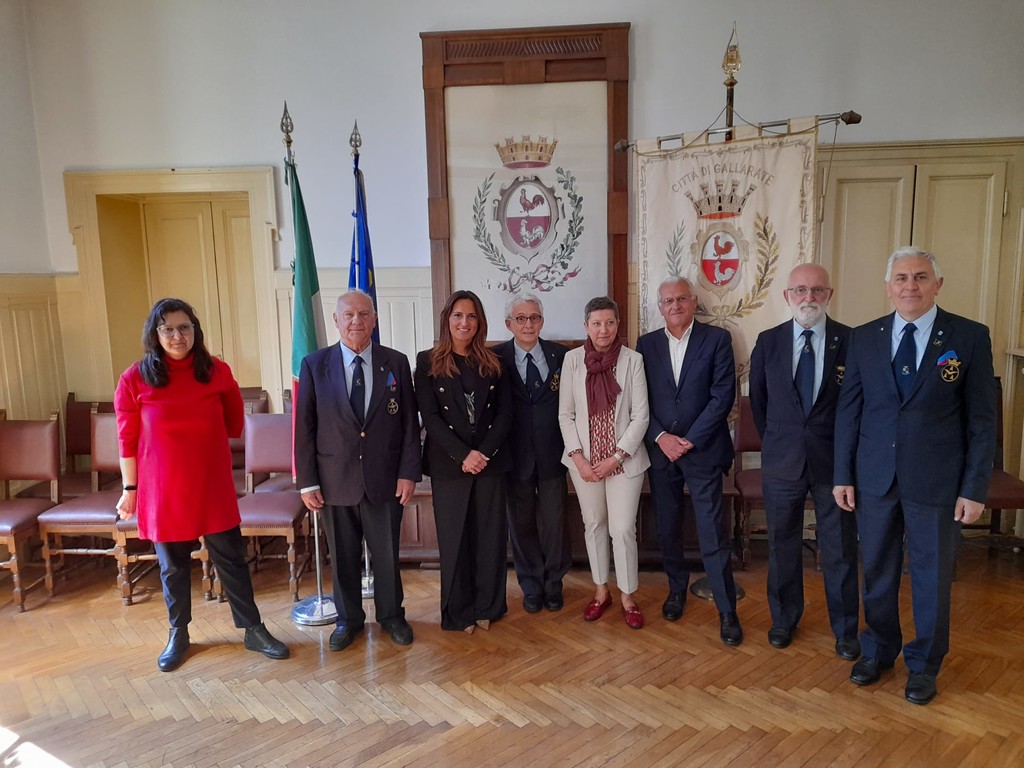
xmin=64 ymin=167 xmax=279 ymax=402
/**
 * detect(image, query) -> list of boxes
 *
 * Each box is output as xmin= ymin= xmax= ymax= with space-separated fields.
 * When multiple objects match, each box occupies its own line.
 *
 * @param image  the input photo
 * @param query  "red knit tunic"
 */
xmin=114 ymin=355 xmax=244 ymax=542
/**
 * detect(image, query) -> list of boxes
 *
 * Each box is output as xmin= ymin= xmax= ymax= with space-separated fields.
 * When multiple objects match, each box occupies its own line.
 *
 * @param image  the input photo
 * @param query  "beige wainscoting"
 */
xmin=0 ymin=275 xmax=66 ymax=421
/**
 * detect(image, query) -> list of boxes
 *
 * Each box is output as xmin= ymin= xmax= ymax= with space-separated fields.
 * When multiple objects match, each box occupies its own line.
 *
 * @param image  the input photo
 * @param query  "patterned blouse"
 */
xmin=588 ymin=365 xmax=624 ymax=477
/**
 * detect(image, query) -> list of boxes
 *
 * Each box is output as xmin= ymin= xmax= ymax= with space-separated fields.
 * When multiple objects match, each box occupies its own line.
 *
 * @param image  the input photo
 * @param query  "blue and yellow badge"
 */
xmin=937 ymin=350 xmax=961 ymax=382
xmin=550 ymin=369 xmax=561 ymax=392
xmin=386 ymin=371 xmax=399 ymax=413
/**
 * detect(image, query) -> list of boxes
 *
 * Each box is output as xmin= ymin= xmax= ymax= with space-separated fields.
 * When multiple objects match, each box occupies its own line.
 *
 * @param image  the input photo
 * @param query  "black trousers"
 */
xmin=648 ymin=462 xmax=737 ymax=614
xmin=433 ymin=473 xmax=508 ymax=631
xmin=155 ymin=526 xmax=260 ymax=629
xmin=507 ymin=470 xmax=570 ymax=599
xmin=763 ymin=473 xmax=859 ymax=639
xmin=320 ymin=498 xmax=405 ymax=630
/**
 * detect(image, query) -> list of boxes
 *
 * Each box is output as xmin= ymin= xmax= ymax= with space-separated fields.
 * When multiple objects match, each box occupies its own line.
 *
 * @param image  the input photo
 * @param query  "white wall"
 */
xmin=0 ymin=0 xmax=48 ymax=273
xmin=3 ymin=0 xmax=1023 ymax=275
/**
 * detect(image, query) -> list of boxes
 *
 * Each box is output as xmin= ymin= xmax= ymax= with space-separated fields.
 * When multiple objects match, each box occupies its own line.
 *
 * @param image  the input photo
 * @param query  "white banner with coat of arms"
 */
xmin=634 ymin=117 xmax=817 ymax=377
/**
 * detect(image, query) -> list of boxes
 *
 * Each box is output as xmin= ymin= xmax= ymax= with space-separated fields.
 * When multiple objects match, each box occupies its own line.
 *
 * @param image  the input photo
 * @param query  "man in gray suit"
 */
xmin=295 ymin=290 xmax=422 ymax=651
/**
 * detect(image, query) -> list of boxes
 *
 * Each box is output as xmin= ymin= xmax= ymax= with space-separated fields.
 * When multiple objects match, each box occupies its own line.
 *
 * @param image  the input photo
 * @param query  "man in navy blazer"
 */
xmin=636 ymin=277 xmax=741 ymax=646
xmin=295 ymin=290 xmax=422 ymax=651
xmin=494 ymin=294 xmax=571 ymax=613
xmin=834 ymin=247 xmax=996 ymax=705
xmin=749 ymin=264 xmax=859 ymax=658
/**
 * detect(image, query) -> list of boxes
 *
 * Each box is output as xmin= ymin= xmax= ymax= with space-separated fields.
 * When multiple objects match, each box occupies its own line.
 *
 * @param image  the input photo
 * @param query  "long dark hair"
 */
xmin=139 ymin=298 xmax=214 ymax=387
xmin=429 ymin=290 xmax=501 ymax=379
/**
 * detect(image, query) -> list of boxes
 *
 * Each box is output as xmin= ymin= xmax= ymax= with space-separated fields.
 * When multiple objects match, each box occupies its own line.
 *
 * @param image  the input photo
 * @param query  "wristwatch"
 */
xmin=613 ymin=452 xmax=625 ymax=466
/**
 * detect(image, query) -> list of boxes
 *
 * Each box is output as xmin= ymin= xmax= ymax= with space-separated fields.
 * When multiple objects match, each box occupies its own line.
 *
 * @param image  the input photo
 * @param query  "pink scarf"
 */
xmin=583 ymin=336 xmax=623 ymax=414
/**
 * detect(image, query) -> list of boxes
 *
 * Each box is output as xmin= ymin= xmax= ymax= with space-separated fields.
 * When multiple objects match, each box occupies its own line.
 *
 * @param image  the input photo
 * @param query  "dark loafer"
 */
xmin=543 ymin=594 xmax=564 ymax=612
xmin=523 ymin=594 xmax=543 ymax=613
xmin=328 ymin=625 xmax=363 ymax=651
xmin=719 ymin=612 xmax=744 ymax=646
xmin=244 ymin=623 xmax=290 ymax=659
xmin=583 ymin=595 xmax=612 ymax=621
xmin=767 ymin=626 xmax=793 ymax=649
xmin=850 ymin=657 xmax=893 ymax=686
xmin=835 ymin=637 xmax=861 ymax=661
xmin=382 ymin=619 xmax=414 ymax=646
xmin=905 ymin=672 xmax=937 ymax=705
xmin=157 ymin=627 xmax=190 ymax=672
xmin=662 ymin=591 xmax=686 ymax=621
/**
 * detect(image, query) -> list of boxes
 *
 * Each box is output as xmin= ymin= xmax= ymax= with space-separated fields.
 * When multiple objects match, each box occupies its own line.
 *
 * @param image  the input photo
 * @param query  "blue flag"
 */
xmin=349 ymin=153 xmax=379 ymax=342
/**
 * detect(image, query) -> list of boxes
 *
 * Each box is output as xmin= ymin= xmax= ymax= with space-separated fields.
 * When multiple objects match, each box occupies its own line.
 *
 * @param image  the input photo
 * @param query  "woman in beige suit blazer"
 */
xmin=558 ymin=296 xmax=651 ymax=629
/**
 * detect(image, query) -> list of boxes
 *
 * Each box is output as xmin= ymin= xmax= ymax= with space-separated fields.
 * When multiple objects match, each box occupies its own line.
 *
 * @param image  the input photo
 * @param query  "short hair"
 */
xmin=583 ymin=295 xmax=619 ymax=323
xmin=885 ymin=247 xmax=942 ymax=282
xmin=505 ymin=292 xmax=544 ymax=320
xmin=657 ymin=277 xmax=695 ymax=296
xmin=337 ymin=288 xmax=376 ymax=311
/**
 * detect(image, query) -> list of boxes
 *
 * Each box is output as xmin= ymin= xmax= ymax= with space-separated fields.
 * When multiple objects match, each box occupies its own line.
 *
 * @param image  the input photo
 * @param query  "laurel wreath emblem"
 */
xmin=696 ymin=212 xmax=779 ymax=325
xmin=472 ymin=168 xmax=584 ymax=293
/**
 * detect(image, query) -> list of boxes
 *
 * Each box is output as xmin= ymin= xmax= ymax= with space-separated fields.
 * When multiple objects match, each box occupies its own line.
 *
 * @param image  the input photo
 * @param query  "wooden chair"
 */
xmin=231 ymin=390 xmax=270 ymax=495
xmin=0 ymin=410 xmax=61 ymax=611
xmin=38 ymin=405 xmax=122 ymax=596
xmin=18 ymin=393 xmax=116 ymax=500
xmin=967 ymin=377 xmax=1024 ymax=539
xmin=229 ymin=413 xmax=309 ymax=602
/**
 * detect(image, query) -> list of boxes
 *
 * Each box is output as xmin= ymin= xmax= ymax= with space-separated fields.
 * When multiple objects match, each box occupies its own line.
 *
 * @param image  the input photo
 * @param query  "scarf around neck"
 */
xmin=583 ymin=336 xmax=623 ymax=415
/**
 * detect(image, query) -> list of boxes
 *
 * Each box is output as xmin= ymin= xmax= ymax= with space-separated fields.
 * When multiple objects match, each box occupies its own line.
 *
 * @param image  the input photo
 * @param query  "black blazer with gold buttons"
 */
xmin=414 ymin=349 xmax=513 ymax=480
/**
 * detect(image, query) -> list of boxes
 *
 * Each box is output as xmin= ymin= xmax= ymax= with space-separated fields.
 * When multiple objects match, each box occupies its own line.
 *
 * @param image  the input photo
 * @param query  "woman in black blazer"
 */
xmin=415 ymin=290 xmax=513 ymax=633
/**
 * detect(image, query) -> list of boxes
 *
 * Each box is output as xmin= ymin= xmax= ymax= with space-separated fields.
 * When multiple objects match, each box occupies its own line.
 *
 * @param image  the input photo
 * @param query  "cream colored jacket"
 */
xmin=558 ymin=345 xmax=651 ymax=478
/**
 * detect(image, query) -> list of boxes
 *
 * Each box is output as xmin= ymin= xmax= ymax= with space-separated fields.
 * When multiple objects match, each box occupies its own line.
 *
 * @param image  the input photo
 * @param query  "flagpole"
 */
xmin=282 ymin=101 xmax=338 ymax=626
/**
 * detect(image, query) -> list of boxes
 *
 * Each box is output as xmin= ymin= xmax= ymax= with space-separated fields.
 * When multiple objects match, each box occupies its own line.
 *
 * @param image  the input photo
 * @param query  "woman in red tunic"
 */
xmin=115 ymin=298 xmax=289 ymax=672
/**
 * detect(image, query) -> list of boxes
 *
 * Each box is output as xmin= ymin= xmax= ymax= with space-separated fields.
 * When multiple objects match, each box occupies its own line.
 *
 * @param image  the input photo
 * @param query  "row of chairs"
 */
xmin=0 ymin=401 xmax=309 ymax=612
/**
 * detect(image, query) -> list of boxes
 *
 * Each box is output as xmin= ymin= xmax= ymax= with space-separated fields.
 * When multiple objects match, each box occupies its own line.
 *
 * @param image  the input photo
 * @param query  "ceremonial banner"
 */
xmin=349 ymin=152 xmax=380 ymax=343
xmin=634 ymin=118 xmax=817 ymax=377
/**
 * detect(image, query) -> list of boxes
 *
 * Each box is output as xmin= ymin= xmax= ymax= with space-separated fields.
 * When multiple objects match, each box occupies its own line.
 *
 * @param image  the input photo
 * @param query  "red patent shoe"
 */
xmin=583 ymin=594 xmax=613 ymax=621
xmin=623 ymin=605 xmax=644 ymax=630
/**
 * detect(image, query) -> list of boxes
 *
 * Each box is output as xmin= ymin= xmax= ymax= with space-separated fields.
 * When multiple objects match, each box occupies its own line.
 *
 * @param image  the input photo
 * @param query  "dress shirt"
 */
xmin=891 ymin=305 xmax=937 ymax=369
xmin=791 ymin=318 xmax=827 ymax=401
xmin=340 ymin=341 xmax=373 ymax=413
xmin=513 ymin=341 xmax=550 ymax=385
xmin=665 ymin=323 xmax=694 ymax=387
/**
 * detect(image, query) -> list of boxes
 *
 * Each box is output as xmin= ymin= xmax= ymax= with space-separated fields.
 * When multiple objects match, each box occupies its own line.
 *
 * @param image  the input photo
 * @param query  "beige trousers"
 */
xmin=568 ymin=469 xmax=644 ymax=595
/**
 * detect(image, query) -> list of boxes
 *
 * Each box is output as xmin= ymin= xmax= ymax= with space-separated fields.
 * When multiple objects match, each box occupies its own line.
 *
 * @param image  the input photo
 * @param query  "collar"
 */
xmin=792 ymin=317 xmax=826 ymax=342
xmin=339 ymin=341 xmax=373 ymax=368
xmin=513 ymin=340 xmax=541 ymax=364
xmin=664 ymin=323 xmax=693 ymax=345
xmin=894 ymin=304 xmax=938 ymax=336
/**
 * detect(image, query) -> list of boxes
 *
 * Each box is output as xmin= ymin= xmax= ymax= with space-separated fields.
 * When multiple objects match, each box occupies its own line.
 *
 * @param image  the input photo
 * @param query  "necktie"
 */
xmin=350 ymin=355 xmax=365 ymax=423
xmin=794 ymin=328 xmax=815 ymax=415
xmin=893 ymin=322 xmax=917 ymax=401
xmin=525 ymin=352 xmax=542 ymax=402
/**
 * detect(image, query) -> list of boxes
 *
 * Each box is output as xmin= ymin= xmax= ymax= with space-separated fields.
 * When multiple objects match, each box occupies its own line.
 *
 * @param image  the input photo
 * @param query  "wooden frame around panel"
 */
xmin=420 ymin=22 xmax=630 ymax=338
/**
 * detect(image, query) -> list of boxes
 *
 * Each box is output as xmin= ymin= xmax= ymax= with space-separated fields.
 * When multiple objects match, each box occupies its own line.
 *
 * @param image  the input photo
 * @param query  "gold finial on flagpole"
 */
xmin=721 ymin=23 xmax=741 ymax=141
xmin=281 ymin=101 xmax=295 ymax=166
xmin=350 ymin=120 xmax=362 ymax=158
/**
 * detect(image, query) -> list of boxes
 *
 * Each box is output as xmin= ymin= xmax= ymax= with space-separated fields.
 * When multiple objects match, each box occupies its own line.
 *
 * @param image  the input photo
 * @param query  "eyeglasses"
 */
xmin=511 ymin=314 xmax=543 ymax=325
xmin=786 ymin=287 xmax=831 ymax=298
xmin=157 ymin=324 xmax=195 ymax=338
xmin=659 ymin=296 xmax=695 ymax=306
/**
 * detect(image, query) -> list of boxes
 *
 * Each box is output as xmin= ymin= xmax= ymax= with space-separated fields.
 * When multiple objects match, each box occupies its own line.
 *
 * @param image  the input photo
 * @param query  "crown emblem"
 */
xmin=494 ymin=136 xmax=558 ymax=169
xmin=686 ymin=180 xmax=757 ymax=220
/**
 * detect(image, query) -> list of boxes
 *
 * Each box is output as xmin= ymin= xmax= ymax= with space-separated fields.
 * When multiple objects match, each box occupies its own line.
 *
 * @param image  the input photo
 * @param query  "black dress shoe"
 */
xmin=835 ymin=637 xmax=861 ymax=661
xmin=244 ymin=623 xmax=290 ymax=659
xmin=157 ymin=627 xmax=190 ymax=672
xmin=850 ymin=657 xmax=893 ymax=686
xmin=329 ymin=625 xmax=363 ymax=651
xmin=662 ymin=591 xmax=686 ymax=621
xmin=543 ymin=594 xmax=564 ymax=612
xmin=523 ymin=595 xmax=543 ymax=613
xmin=767 ymin=626 xmax=793 ymax=649
xmin=382 ymin=619 xmax=414 ymax=646
xmin=719 ymin=612 xmax=743 ymax=646
xmin=905 ymin=673 xmax=937 ymax=705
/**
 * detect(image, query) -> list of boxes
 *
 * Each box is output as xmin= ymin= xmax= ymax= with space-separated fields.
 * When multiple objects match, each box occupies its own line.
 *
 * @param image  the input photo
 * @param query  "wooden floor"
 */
xmin=2 ymin=537 xmax=1024 ymax=768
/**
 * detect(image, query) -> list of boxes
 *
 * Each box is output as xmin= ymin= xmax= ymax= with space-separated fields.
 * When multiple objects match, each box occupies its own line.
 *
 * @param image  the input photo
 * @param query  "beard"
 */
xmin=791 ymin=302 xmax=826 ymax=327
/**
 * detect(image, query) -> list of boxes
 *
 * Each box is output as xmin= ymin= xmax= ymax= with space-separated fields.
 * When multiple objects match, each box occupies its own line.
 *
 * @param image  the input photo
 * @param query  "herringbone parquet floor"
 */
xmin=2 ymin=538 xmax=1023 ymax=767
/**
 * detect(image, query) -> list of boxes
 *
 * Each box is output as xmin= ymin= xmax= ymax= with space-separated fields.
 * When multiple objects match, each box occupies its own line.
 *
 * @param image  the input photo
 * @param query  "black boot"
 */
xmin=244 ymin=623 xmax=290 ymax=659
xmin=158 ymin=627 xmax=190 ymax=672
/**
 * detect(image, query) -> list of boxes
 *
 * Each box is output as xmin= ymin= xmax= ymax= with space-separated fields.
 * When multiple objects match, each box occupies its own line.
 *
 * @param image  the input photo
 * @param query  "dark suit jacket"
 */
xmin=294 ymin=342 xmax=421 ymax=507
xmin=749 ymin=317 xmax=850 ymax=484
xmin=414 ymin=349 xmax=513 ymax=481
xmin=834 ymin=307 xmax=996 ymax=505
xmin=494 ymin=338 xmax=568 ymax=482
xmin=636 ymin=321 xmax=736 ymax=471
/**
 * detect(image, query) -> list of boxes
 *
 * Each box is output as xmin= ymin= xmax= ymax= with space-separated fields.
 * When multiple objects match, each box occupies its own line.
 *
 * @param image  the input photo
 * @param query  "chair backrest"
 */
xmin=0 ymin=412 xmax=61 ymax=501
xmin=733 ymin=396 xmax=762 ymax=454
xmin=91 ymin=411 xmax=122 ymax=475
xmin=244 ymin=413 xmax=293 ymax=475
xmin=230 ymin=390 xmax=270 ymax=466
xmin=66 ymin=393 xmax=115 ymax=464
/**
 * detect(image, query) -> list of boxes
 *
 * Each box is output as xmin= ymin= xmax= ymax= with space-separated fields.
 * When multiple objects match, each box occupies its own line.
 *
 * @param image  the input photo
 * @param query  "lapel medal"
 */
xmin=835 ymin=365 xmax=845 ymax=385
xmin=550 ymin=371 xmax=560 ymax=392
xmin=937 ymin=350 xmax=960 ymax=382
xmin=387 ymin=397 xmax=399 ymax=414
